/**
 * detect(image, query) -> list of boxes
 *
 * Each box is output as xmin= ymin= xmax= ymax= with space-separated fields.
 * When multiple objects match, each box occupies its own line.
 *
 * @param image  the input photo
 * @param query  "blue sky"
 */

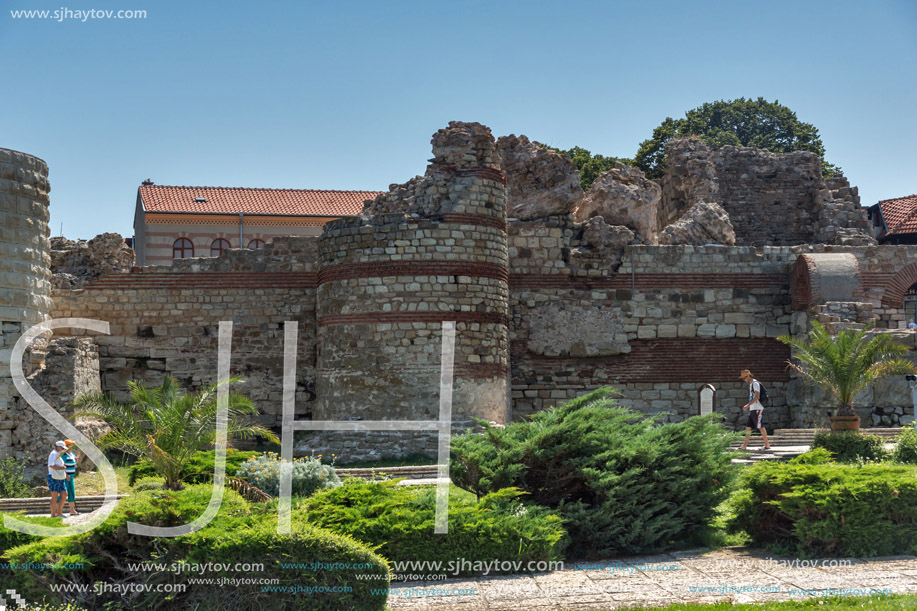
xmin=1 ymin=0 xmax=914 ymax=239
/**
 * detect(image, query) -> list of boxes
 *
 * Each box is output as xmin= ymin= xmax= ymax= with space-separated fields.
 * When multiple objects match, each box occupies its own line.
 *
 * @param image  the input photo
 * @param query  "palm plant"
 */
xmin=74 ymin=375 xmax=279 ymax=490
xmin=778 ymin=321 xmax=917 ymax=418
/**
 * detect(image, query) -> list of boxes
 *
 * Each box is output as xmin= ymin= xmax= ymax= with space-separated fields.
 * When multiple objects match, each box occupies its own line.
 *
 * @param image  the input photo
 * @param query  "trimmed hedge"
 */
xmin=299 ymin=480 xmax=566 ymax=574
xmin=450 ymin=387 xmax=737 ymax=557
xmin=127 ymin=449 xmax=258 ymax=485
xmin=728 ymin=459 xmax=917 ymax=557
xmin=4 ymin=486 xmax=390 ymax=610
xmin=812 ymin=431 xmax=888 ymax=463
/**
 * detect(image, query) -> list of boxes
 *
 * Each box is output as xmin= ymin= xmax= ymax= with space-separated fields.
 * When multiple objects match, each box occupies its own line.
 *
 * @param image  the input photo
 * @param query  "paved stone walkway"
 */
xmin=386 ymin=547 xmax=917 ymax=610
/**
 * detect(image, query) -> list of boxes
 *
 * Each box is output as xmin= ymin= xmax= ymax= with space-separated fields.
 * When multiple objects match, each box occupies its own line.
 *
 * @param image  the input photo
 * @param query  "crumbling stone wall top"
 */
xmin=497 ymin=134 xmax=583 ymax=220
xmin=51 ymin=232 xmax=134 ymax=288
xmin=660 ymin=138 xmax=874 ymax=247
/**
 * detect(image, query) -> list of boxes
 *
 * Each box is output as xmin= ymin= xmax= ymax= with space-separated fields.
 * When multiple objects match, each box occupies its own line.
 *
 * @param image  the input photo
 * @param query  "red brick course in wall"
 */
xmin=440 ymin=213 xmax=508 ymax=232
xmin=85 ymin=272 xmax=318 ymax=290
xmin=317 ymin=311 xmax=508 ymax=327
xmin=877 ymin=262 xmax=917 ymax=308
xmin=509 ymin=273 xmax=787 ymax=290
xmin=317 ymin=261 xmax=508 ymax=285
xmin=446 ymin=165 xmax=506 ymax=185
xmin=512 ymin=338 xmax=791 ymax=385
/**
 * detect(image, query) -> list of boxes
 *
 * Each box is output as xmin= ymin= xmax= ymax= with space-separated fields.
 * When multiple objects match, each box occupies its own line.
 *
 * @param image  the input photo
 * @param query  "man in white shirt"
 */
xmin=47 ymin=440 xmax=68 ymax=517
xmin=739 ymin=369 xmax=771 ymax=452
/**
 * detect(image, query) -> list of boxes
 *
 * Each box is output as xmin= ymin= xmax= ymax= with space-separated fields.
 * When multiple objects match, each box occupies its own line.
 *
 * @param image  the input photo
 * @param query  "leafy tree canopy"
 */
xmin=633 ymin=97 xmax=839 ymax=179
xmin=547 ymin=145 xmax=633 ymax=191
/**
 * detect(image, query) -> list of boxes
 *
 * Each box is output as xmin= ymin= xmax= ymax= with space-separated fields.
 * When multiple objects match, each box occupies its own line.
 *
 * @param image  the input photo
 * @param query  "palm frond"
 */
xmin=778 ymin=321 xmax=917 ymax=415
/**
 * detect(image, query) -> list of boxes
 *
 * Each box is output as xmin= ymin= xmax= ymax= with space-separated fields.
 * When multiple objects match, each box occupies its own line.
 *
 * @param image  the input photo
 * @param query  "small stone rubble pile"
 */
xmin=50 ymin=233 xmax=134 ymax=289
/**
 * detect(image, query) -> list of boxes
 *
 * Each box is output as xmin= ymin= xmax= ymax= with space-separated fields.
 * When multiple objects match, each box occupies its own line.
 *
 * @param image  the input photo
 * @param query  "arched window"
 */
xmin=247 ymin=239 xmax=265 ymax=249
xmin=172 ymin=238 xmax=193 ymax=259
xmin=210 ymin=238 xmax=231 ymax=257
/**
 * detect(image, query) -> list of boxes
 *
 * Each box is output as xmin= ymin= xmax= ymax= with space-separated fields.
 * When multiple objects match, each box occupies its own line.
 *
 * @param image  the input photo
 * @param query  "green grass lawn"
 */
xmin=72 ymin=464 xmax=133 ymax=496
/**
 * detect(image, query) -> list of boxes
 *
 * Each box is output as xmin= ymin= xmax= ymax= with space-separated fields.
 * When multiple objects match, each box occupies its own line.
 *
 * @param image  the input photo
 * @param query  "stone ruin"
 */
xmin=1 ymin=124 xmax=914 ymax=464
xmin=50 ymin=233 xmax=134 ymax=289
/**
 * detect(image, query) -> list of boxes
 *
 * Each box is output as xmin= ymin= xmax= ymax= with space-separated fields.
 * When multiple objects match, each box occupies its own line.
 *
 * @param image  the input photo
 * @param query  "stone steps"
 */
xmin=335 ymin=465 xmax=439 ymax=480
xmin=0 ymin=495 xmax=127 ymax=515
xmin=729 ymin=427 xmax=905 ymax=448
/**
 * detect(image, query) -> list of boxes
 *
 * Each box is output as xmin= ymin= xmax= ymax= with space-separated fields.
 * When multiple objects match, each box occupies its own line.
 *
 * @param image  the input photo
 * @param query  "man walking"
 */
xmin=739 ymin=369 xmax=771 ymax=452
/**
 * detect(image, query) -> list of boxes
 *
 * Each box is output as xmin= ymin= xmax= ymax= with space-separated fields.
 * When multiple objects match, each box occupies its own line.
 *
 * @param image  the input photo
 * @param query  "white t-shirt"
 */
xmin=48 ymin=450 xmax=66 ymax=479
xmin=748 ymin=380 xmax=763 ymax=411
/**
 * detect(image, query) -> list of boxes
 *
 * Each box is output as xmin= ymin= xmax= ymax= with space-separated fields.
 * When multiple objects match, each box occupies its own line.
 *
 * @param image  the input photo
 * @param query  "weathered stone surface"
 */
xmin=364 ymin=121 xmax=500 ymax=219
xmin=574 ymin=162 xmax=661 ymax=243
xmin=832 ymin=228 xmax=877 ymax=246
xmin=568 ymin=216 xmax=636 ymax=269
xmin=659 ymin=139 xmax=873 ymax=247
xmin=497 ymin=134 xmax=583 ymax=220
xmin=658 ymin=201 xmax=736 ymax=246
xmin=527 ymin=303 xmax=630 ymax=357
xmin=580 ymin=216 xmax=637 ymax=252
xmin=50 ymin=232 xmax=134 ymax=288
xmin=659 ymin=138 xmax=718 ymax=227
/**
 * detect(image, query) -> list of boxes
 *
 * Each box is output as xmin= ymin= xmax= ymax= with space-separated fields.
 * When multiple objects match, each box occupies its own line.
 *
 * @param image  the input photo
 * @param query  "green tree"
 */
xmin=548 ymin=145 xmax=633 ymax=191
xmin=75 ymin=375 xmax=279 ymax=490
xmin=634 ymin=97 xmax=839 ymax=179
xmin=777 ymin=321 xmax=917 ymax=418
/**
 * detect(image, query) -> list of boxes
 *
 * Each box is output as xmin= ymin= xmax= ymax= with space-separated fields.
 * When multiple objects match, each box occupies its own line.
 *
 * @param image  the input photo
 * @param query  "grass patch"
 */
xmin=72 ymin=465 xmax=132 ymax=496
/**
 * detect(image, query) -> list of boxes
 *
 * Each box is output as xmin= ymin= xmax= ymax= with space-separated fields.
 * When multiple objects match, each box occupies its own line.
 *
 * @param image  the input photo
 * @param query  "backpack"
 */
xmin=758 ymin=383 xmax=770 ymax=406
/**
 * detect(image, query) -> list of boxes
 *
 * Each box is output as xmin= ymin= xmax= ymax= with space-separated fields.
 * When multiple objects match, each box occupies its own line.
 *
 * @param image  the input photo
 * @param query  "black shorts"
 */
xmin=746 ymin=410 xmax=763 ymax=429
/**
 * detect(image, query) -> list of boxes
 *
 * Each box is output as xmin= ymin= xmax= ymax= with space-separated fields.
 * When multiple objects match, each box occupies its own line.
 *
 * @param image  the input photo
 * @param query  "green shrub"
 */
xmin=788 ymin=448 xmax=834 ymax=465
xmin=127 ymin=449 xmax=258 ymax=486
xmin=300 ymin=479 xmax=566 ymax=573
xmin=131 ymin=477 xmax=164 ymax=492
xmin=0 ymin=514 xmax=62 ymax=555
xmin=4 ymin=486 xmax=390 ymax=610
xmin=893 ymin=426 xmax=917 ymax=463
xmin=0 ymin=457 xmax=32 ymax=498
xmin=812 ymin=431 xmax=889 ymax=462
xmin=728 ymin=460 xmax=917 ymax=557
xmin=237 ymin=452 xmax=340 ymax=497
xmin=449 ymin=387 xmax=737 ymax=557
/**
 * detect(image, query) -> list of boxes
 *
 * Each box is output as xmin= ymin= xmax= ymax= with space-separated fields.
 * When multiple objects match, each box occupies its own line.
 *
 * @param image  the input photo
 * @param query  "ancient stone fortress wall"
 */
xmin=0 ymin=148 xmax=58 ymax=459
xmin=20 ymin=124 xmax=917 ymax=461
xmin=51 ymin=237 xmax=321 ymax=429
xmin=304 ymin=123 xmax=510 ymax=458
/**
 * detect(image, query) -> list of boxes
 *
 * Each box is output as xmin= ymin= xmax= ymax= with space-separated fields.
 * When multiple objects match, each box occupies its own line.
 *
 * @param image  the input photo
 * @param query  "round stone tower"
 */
xmin=312 ymin=123 xmax=508 ymax=455
xmin=0 ymin=148 xmax=52 ymax=457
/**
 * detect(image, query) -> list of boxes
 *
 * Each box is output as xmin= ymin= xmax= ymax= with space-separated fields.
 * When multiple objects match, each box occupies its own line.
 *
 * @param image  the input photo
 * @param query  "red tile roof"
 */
xmin=139 ymin=185 xmax=381 ymax=216
xmin=878 ymin=194 xmax=917 ymax=237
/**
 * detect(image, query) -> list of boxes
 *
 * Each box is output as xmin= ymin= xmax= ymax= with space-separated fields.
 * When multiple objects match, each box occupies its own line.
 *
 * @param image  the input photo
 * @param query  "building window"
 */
xmin=210 ymin=238 xmax=231 ymax=257
xmin=247 ymin=239 xmax=265 ymax=249
xmin=172 ymin=238 xmax=193 ymax=259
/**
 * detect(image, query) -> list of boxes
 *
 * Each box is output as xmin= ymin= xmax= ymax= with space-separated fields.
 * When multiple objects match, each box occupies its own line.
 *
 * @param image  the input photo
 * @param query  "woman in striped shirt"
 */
xmin=61 ymin=440 xmax=79 ymax=516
